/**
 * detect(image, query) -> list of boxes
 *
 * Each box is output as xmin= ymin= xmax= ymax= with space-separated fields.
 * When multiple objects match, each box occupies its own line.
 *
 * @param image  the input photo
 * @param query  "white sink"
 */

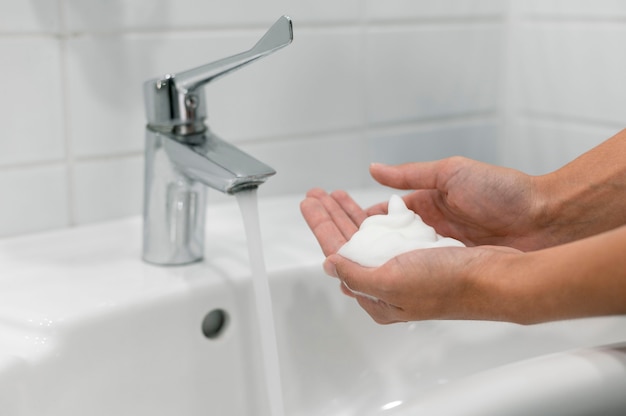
xmin=0 ymin=189 xmax=625 ymax=416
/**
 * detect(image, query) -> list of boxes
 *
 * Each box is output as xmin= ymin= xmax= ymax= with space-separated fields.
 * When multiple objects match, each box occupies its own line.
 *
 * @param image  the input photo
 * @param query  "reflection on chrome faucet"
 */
xmin=142 ymin=16 xmax=293 ymax=265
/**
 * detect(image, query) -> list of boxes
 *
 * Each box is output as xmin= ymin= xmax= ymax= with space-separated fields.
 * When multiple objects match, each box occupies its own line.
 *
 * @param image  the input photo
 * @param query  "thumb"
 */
xmin=326 ymin=254 xmax=405 ymax=324
xmin=324 ymin=254 xmax=381 ymax=299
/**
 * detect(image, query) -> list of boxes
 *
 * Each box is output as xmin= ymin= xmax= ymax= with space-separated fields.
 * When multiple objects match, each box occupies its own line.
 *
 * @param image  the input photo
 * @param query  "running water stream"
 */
xmin=236 ymin=188 xmax=285 ymax=416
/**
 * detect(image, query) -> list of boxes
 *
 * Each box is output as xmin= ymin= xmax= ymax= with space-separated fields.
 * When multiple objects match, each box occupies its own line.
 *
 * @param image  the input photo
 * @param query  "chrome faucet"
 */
xmin=142 ymin=16 xmax=293 ymax=265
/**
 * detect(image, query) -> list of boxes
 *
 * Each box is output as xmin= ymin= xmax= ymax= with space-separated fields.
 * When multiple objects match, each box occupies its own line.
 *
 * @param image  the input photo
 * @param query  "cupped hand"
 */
xmin=324 ymin=245 xmax=521 ymax=324
xmin=300 ymin=188 xmax=368 ymax=257
xmin=300 ymin=187 xmax=522 ymax=323
xmin=368 ymin=158 xmax=552 ymax=251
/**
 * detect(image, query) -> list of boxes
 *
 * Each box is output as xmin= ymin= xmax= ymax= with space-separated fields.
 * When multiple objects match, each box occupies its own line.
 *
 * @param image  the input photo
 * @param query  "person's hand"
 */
xmin=302 ymin=132 xmax=626 ymax=324
xmin=301 ymin=186 xmax=626 ymax=324
xmin=367 ymin=158 xmax=554 ymax=251
xmin=326 ymin=245 xmax=521 ymax=324
xmin=300 ymin=188 xmax=522 ymax=323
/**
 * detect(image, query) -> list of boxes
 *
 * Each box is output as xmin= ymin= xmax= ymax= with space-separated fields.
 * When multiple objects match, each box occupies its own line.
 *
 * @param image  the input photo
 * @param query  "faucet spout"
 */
xmin=161 ymin=130 xmax=275 ymax=195
xmin=142 ymin=129 xmax=275 ymax=265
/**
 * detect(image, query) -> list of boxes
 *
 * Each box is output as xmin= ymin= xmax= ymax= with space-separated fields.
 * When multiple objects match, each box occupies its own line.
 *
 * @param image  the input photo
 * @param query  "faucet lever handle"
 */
xmin=177 ymin=15 xmax=293 ymax=93
xmin=144 ymin=15 xmax=293 ymax=136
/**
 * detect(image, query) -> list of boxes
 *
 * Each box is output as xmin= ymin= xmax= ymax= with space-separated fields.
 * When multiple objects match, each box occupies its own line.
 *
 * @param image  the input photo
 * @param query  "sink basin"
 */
xmin=0 ymin=189 xmax=625 ymax=415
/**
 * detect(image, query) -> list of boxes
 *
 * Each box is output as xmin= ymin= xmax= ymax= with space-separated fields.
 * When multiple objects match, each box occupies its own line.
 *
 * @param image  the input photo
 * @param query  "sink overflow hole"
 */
xmin=202 ymin=309 xmax=228 ymax=339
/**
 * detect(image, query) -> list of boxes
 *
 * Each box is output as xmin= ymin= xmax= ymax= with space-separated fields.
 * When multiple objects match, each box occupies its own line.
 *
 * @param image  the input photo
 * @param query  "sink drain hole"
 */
xmin=202 ymin=309 xmax=228 ymax=339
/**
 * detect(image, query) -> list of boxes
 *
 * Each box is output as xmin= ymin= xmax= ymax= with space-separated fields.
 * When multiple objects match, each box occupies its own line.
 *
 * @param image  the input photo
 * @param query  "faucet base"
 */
xmin=141 ymin=128 xmax=275 ymax=265
xmin=142 ymin=132 xmax=206 ymax=265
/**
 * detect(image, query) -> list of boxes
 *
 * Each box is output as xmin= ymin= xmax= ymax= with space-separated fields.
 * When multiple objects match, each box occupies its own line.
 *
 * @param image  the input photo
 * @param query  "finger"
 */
xmin=305 ymin=187 xmax=329 ymax=199
xmin=306 ymin=189 xmax=356 ymax=231
xmin=370 ymin=160 xmax=458 ymax=191
xmin=300 ymin=197 xmax=348 ymax=256
xmin=339 ymin=281 xmax=356 ymax=298
xmin=402 ymin=190 xmax=449 ymax=227
xmin=341 ymin=280 xmax=380 ymax=301
xmin=314 ymin=190 xmax=360 ymax=242
xmin=325 ymin=254 xmax=386 ymax=299
xmin=365 ymin=201 xmax=388 ymax=216
xmin=355 ymin=296 xmax=405 ymax=324
xmin=326 ymin=254 xmax=407 ymax=324
xmin=330 ymin=190 xmax=368 ymax=227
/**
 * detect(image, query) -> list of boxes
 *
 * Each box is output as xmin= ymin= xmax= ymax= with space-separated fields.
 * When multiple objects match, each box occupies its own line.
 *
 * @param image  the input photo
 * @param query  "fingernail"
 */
xmin=370 ymin=162 xmax=387 ymax=168
xmin=323 ymin=259 xmax=338 ymax=278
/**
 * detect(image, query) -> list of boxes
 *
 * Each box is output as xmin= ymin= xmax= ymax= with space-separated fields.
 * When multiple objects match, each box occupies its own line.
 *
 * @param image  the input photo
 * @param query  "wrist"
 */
xmin=462 ymin=246 xmax=531 ymax=322
xmin=531 ymin=130 xmax=626 ymax=246
xmin=473 ymin=248 xmax=559 ymax=324
xmin=530 ymin=170 xmax=592 ymax=247
xmin=498 ymin=227 xmax=626 ymax=323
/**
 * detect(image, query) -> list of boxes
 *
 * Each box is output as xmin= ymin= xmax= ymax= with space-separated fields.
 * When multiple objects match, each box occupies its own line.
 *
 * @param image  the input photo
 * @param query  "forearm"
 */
xmin=533 ymin=129 xmax=626 ymax=246
xmin=490 ymin=225 xmax=626 ymax=324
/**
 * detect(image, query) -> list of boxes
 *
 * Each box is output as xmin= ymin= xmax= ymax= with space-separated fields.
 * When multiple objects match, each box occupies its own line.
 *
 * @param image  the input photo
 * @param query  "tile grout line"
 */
xmin=43 ymin=17 xmax=505 ymax=39
xmin=358 ymin=3 xmax=373 ymax=185
xmin=497 ymin=0 xmax=519 ymax=166
xmin=57 ymin=0 xmax=77 ymax=228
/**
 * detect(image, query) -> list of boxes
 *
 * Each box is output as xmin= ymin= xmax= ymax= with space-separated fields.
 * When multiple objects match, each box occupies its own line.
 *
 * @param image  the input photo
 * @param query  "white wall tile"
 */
xmin=286 ymin=2 xmax=362 ymax=23
xmin=518 ymin=23 xmax=626 ymax=125
xmin=63 ymin=0 xmax=360 ymax=32
xmin=503 ymin=1 xmax=626 ymax=175
xmin=517 ymin=0 xmax=626 ymax=18
xmin=502 ymin=119 xmax=618 ymax=175
xmin=243 ymin=132 xmax=370 ymax=197
xmin=66 ymin=33 xmax=168 ymax=157
xmin=73 ymin=156 xmax=144 ymax=225
xmin=368 ymin=121 xmax=500 ymax=166
xmin=0 ymin=165 xmax=68 ymax=237
xmin=366 ymin=0 xmax=506 ymax=20
xmin=0 ymin=38 xmax=65 ymax=166
xmin=209 ymin=28 xmax=364 ymax=142
xmin=365 ymin=25 xmax=502 ymax=125
xmin=0 ymin=0 xmax=60 ymax=33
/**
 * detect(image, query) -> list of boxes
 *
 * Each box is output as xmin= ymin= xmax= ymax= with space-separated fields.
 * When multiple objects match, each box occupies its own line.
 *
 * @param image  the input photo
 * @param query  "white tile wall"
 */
xmin=245 ymin=131 xmax=371 ymax=197
xmin=73 ymin=156 xmax=143 ymax=224
xmin=500 ymin=0 xmax=626 ymax=174
xmin=0 ymin=0 xmax=59 ymax=33
xmin=0 ymin=165 xmax=69 ymax=236
xmin=365 ymin=0 xmax=506 ymax=20
xmin=365 ymin=24 xmax=501 ymax=125
xmin=208 ymin=28 xmax=365 ymax=142
xmin=9 ymin=1 xmax=625 ymax=238
xmin=0 ymin=38 xmax=64 ymax=166
xmin=518 ymin=22 xmax=626 ymax=124
xmin=63 ymin=0 xmax=362 ymax=32
xmin=503 ymin=119 xmax=620 ymax=175
xmin=517 ymin=0 xmax=626 ymax=18
xmin=368 ymin=120 xmax=500 ymax=166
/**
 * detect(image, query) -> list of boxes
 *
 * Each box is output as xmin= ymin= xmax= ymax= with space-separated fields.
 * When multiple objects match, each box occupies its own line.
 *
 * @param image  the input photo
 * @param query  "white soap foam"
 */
xmin=338 ymin=194 xmax=465 ymax=268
